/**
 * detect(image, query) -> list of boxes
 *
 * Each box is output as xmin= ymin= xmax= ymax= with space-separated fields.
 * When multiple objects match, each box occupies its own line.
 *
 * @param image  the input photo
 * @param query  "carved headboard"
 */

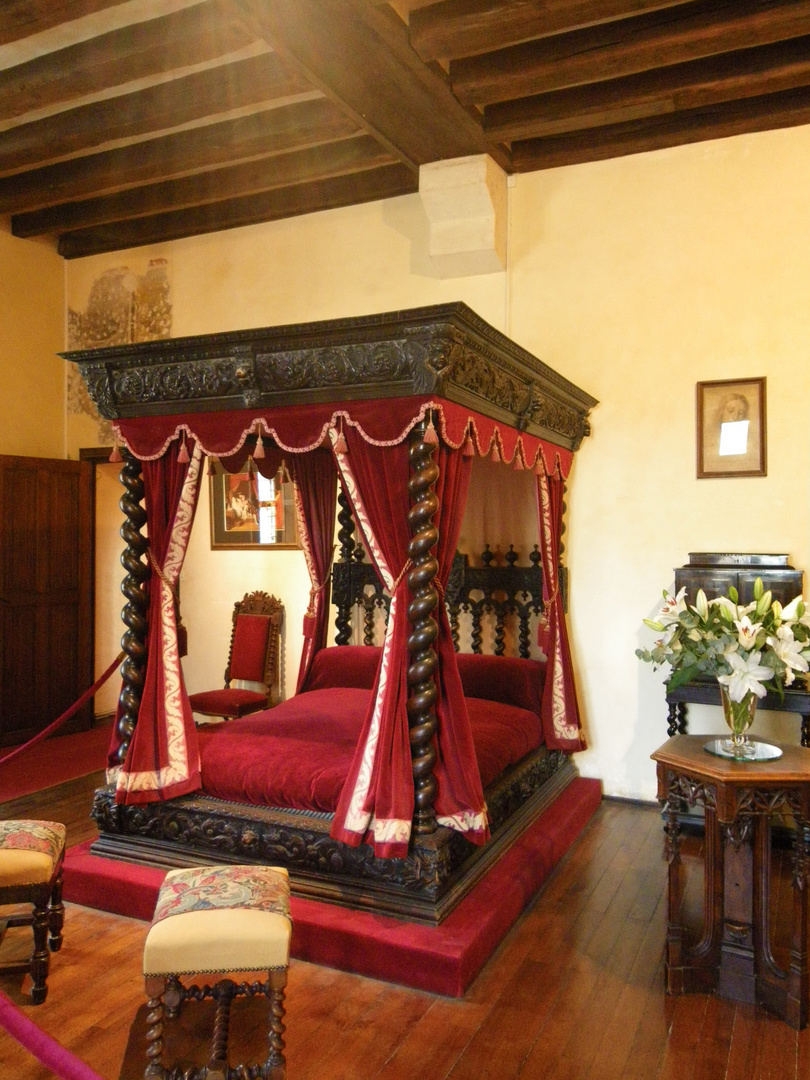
xmin=331 ymin=492 xmax=545 ymax=659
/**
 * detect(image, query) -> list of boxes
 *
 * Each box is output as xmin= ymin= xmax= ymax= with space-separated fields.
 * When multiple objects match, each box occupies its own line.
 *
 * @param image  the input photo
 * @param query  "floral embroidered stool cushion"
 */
xmin=143 ymin=864 xmax=292 ymax=1080
xmin=0 ymin=819 xmax=66 ymax=1004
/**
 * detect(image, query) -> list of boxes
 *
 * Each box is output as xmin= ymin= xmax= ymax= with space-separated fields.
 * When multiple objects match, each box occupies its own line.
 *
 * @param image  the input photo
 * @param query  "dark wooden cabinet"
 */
xmin=675 ymin=552 xmax=803 ymax=606
xmin=0 ymin=456 xmax=94 ymax=746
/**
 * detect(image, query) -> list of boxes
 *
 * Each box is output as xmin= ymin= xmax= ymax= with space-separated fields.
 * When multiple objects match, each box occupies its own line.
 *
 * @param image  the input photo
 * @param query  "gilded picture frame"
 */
xmin=209 ymin=463 xmax=298 ymax=549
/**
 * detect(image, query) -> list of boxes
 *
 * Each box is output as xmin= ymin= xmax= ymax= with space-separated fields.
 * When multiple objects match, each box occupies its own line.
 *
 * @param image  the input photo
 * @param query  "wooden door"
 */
xmin=0 ymin=455 xmax=93 ymax=747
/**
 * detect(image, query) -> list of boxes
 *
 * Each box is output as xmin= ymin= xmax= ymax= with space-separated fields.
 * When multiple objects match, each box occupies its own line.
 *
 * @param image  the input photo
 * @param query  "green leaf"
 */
xmin=667 ymin=664 xmax=701 ymax=690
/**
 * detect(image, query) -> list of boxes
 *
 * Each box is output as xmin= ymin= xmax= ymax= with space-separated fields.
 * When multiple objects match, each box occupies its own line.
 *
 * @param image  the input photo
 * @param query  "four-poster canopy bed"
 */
xmin=64 ymin=302 xmax=597 ymax=924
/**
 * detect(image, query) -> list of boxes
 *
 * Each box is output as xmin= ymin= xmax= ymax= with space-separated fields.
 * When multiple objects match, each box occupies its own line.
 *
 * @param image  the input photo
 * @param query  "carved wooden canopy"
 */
xmin=63 ymin=302 xmax=597 ymax=453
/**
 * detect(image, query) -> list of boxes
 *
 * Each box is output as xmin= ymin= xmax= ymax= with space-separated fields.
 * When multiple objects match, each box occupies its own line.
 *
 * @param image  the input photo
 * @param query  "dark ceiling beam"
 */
xmin=511 ymin=82 xmax=810 ymax=170
xmin=0 ymin=1 xmax=258 ymax=124
xmin=57 ymin=162 xmax=418 ymax=258
xmin=486 ymin=35 xmax=810 ymax=140
xmin=0 ymin=98 xmax=359 ymax=214
xmin=409 ymin=0 xmax=691 ymax=61
xmin=12 ymin=135 xmax=395 ymax=236
xmin=0 ymin=0 xmax=124 ymax=46
xmin=233 ymin=0 xmax=509 ymax=169
xmin=451 ymin=0 xmax=810 ymax=104
xmin=0 ymin=53 xmax=313 ymax=176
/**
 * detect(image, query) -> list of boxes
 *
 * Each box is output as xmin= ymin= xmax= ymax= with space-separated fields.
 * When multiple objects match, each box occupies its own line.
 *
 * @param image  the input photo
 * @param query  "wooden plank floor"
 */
xmin=0 ymin=776 xmax=808 ymax=1079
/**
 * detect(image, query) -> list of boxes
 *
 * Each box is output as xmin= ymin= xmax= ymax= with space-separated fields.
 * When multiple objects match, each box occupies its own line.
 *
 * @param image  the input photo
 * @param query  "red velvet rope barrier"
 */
xmin=0 ymin=989 xmax=106 ymax=1080
xmin=0 ymin=652 xmax=124 ymax=768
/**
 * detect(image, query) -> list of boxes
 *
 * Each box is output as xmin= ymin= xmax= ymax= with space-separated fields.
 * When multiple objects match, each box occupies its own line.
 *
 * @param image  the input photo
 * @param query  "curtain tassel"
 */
xmin=253 ymin=431 xmax=266 ymax=459
xmin=513 ymin=454 xmax=525 ymax=471
xmin=489 ymin=442 xmax=501 ymax=463
xmin=108 ymin=444 xmax=122 ymax=463
xmin=177 ymin=433 xmax=190 ymax=464
xmin=533 ymin=458 xmax=545 ymax=476
xmin=423 ymin=415 xmax=439 ymax=446
xmin=332 ymin=422 xmax=348 ymax=454
xmin=462 ymin=431 xmax=475 ymax=457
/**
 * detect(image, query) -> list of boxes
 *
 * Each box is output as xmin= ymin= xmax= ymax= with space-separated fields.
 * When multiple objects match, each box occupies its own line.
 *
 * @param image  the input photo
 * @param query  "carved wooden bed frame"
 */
xmin=66 ymin=302 xmax=597 ymax=924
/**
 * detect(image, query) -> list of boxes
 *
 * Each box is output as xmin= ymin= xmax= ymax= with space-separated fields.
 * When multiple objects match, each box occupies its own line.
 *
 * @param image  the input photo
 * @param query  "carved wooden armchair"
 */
xmin=189 ymin=591 xmax=283 ymax=721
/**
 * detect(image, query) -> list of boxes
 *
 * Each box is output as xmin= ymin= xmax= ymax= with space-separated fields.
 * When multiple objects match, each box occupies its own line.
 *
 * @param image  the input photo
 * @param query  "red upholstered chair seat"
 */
xmin=189 ymin=592 xmax=283 ymax=722
xmin=188 ymin=687 xmax=269 ymax=717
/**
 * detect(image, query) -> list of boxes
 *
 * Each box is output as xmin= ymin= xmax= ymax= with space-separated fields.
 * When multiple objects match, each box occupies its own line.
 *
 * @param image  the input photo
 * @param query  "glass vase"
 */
xmin=719 ymin=685 xmax=758 ymax=758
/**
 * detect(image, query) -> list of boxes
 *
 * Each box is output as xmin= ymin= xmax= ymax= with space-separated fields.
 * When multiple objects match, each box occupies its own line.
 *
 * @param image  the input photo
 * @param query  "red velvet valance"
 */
xmin=112 ymin=397 xmax=574 ymax=478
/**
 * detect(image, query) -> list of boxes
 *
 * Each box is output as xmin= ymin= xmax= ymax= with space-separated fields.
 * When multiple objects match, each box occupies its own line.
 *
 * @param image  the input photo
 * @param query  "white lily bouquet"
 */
xmin=638 ymin=579 xmax=810 ymax=754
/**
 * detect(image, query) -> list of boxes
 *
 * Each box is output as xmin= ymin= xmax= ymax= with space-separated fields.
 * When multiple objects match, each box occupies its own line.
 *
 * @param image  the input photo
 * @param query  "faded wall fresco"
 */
xmin=67 ymin=258 xmax=172 ymax=443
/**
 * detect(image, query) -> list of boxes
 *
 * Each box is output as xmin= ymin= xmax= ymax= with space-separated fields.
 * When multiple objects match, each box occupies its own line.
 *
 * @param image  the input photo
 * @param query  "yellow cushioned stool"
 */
xmin=143 ymin=864 xmax=292 ymax=1080
xmin=0 ymin=819 xmax=66 ymax=1004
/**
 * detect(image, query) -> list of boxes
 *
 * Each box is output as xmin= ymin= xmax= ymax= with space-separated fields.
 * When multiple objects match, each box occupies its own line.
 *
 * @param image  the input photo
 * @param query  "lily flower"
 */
xmin=780 ymin=595 xmax=807 ymax=625
xmin=733 ymin=615 xmax=762 ymax=650
xmin=655 ymin=587 xmax=687 ymax=626
xmin=710 ymin=596 xmax=738 ymax=619
xmin=717 ymin=650 xmax=773 ymax=701
xmin=766 ymin=625 xmax=810 ymax=685
xmin=695 ymin=589 xmax=709 ymax=620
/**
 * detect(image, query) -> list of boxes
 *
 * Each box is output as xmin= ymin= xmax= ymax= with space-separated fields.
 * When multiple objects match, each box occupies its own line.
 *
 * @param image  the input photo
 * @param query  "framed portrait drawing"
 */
xmin=696 ymin=377 xmax=767 ymax=479
xmin=209 ymin=462 xmax=298 ymax=549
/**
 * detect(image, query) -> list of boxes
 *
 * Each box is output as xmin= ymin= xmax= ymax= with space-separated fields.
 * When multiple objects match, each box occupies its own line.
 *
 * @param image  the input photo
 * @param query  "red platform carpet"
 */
xmin=63 ymin=777 xmax=601 ymax=997
xmin=0 ymin=723 xmax=112 ymax=802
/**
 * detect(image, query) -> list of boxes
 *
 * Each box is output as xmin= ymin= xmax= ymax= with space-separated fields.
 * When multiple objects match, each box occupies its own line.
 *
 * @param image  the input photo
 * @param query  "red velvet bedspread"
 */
xmin=196 ymin=687 xmax=543 ymax=814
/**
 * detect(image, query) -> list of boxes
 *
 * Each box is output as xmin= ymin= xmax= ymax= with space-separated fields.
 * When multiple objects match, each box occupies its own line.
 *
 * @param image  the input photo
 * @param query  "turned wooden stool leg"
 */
xmin=265 ymin=968 xmax=287 ymax=1080
xmin=144 ymin=975 xmax=167 ymax=1080
xmin=164 ymin=975 xmax=183 ymax=1019
xmin=48 ymin=869 xmax=64 ymax=952
xmin=29 ymin=897 xmax=51 ymax=1005
xmin=207 ymin=979 xmax=235 ymax=1080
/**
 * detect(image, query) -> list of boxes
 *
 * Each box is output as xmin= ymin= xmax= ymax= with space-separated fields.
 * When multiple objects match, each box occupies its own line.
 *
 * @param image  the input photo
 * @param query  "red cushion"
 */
xmin=189 ymin=687 xmax=268 ymax=717
xmin=229 ymin=614 xmax=271 ymax=682
xmin=304 ymin=646 xmax=382 ymax=691
xmin=455 ymin=654 xmax=545 ymax=715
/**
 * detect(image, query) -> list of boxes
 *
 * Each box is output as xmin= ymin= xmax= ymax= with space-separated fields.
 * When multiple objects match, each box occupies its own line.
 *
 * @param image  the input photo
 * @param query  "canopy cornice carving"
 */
xmin=62 ymin=302 xmax=597 ymax=451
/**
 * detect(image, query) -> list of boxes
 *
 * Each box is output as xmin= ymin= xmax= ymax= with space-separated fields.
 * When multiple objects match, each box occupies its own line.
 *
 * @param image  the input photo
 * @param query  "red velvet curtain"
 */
xmin=114 ymin=441 xmax=205 ymax=803
xmin=536 ymin=470 xmax=586 ymax=751
xmin=431 ymin=442 xmax=489 ymax=842
xmin=330 ymin=423 xmax=486 ymax=857
xmin=289 ymin=450 xmax=338 ymax=693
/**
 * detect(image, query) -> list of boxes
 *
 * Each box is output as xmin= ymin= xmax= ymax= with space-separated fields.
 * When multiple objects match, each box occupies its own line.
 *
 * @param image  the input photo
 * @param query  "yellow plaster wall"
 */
xmin=509 ymin=126 xmax=810 ymax=799
xmin=65 ymin=124 xmax=810 ymax=799
xmin=0 ymin=227 xmax=65 ymax=457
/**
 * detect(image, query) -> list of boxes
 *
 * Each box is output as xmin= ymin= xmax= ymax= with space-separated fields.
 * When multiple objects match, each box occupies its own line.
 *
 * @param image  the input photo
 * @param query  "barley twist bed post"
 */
xmin=334 ymin=488 xmax=355 ymax=646
xmin=114 ymin=450 xmax=149 ymax=766
xmin=407 ymin=417 xmax=441 ymax=836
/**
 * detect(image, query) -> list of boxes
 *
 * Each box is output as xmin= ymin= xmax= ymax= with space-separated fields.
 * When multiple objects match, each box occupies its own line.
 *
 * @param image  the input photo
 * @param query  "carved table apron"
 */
xmin=652 ymin=735 xmax=810 ymax=1029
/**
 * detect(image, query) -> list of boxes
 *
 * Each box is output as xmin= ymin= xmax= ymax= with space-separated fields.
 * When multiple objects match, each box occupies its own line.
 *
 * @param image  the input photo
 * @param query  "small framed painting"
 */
xmin=696 ymin=377 xmax=767 ymax=479
xmin=209 ymin=463 xmax=298 ymax=549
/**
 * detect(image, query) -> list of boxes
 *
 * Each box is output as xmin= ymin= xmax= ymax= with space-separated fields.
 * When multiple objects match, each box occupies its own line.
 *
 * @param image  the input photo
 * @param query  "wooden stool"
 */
xmin=143 ymin=864 xmax=292 ymax=1080
xmin=0 ymin=819 xmax=66 ymax=1004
